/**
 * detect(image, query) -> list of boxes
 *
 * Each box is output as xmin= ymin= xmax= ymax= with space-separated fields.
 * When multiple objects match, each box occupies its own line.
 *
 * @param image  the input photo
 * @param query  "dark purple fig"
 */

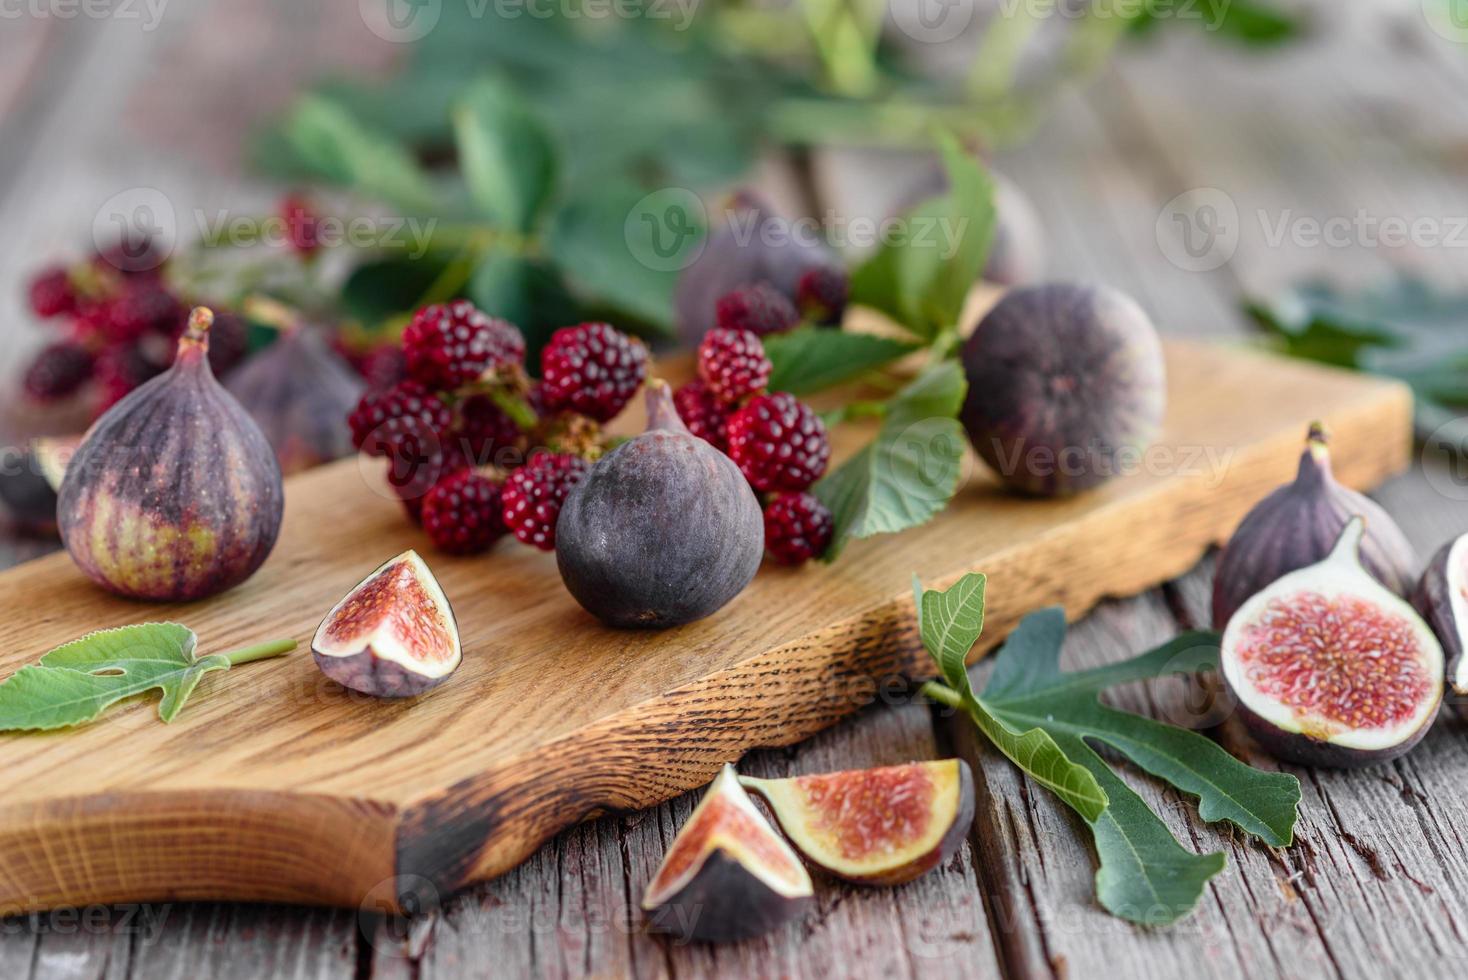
xmin=674 ymin=190 xmax=838 ymax=346
xmin=1221 ymin=518 xmax=1444 ymax=768
xmin=225 ymin=327 xmax=366 ymax=475
xmin=1212 ymin=423 xmax=1417 ymax=628
xmin=960 ymin=282 xmax=1165 ymax=496
xmin=58 ymin=308 xmax=284 ymax=601
xmin=739 ymin=760 xmax=974 ymax=886
xmin=896 ymin=168 xmax=1046 ymax=287
xmin=642 ymin=764 xmax=814 ymax=943
xmin=1413 ymin=532 xmax=1468 ymax=714
xmin=312 ymin=550 xmax=460 ymax=698
xmin=555 ymin=381 xmax=762 ymax=629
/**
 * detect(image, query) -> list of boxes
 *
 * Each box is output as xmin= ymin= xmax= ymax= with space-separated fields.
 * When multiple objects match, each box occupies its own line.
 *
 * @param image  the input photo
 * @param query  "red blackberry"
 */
xmin=28 ymin=267 xmax=76 ymax=319
xmin=360 ymin=344 xmax=408 ymax=392
xmin=348 ymin=380 xmax=453 ymax=459
xmin=280 ymin=193 xmax=321 ymax=255
xmin=107 ymin=283 xmax=183 ymax=343
xmin=403 ymin=300 xmax=525 ymax=389
xmin=697 ymin=328 xmax=770 ymax=404
xmin=726 ymin=392 xmax=830 ymax=492
xmin=715 ymin=282 xmax=798 ymax=337
xmin=94 ymin=344 xmax=164 ymax=412
xmin=501 ymin=451 xmax=590 ymax=550
xmin=796 ymin=266 xmax=849 ymax=326
xmin=421 ymin=470 xmax=506 ymax=555
xmin=452 ymin=394 xmax=522 ymax=466
xmin=672 ymin=380 xmax=733 ymax=452
xmin=23 ymin=342 xmax=95 ymax=402
xmin=539 ymin=322 xmax=648 ymax=423
xmin=763 ymin=492 xmax=834 ymax=565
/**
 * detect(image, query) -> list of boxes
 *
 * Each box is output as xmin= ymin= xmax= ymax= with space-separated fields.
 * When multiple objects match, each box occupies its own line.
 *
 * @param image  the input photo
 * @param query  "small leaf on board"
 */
xmin=816 ymin=362 xmax=968 ymax=558
xmin=763 ymin=328 xmax=918 ymax=396
xmin=918 ymin=580 xmax=1302 ymax=926
xmin=0 ymin=624 xmax=296 ymax=732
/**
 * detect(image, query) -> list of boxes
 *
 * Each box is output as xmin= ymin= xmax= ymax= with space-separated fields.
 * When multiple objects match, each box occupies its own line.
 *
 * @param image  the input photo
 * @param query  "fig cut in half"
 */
xmin=1222 ymin=518 xmax=1444 ymax=768
xmin=1414 ymin=532 xmax=1468 ymax=713
xmin=642 ymin=765 xmax=813 ymax=943
xmin=312 ymin=550 xmax=461 ymax=698
xmin=739 ymin=759 xmax=975 ymax=886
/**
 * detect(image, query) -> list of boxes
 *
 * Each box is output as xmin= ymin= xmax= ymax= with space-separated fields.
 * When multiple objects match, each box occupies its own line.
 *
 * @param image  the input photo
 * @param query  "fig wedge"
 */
xmin=642 ymin=765 xmax=813 ymax=943
xmin=739 ymin=760 xmax=975 ymax=886
xmin=312 ymin=550 xmax=461 ymax=698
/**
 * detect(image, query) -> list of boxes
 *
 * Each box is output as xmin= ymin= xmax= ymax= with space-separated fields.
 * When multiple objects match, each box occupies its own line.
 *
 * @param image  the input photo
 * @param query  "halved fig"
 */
xmin=1222 ymin=518 xmax=1444 ymax=768
xmin=1414 ymin=532 xmax=1468 ymax=716
xmin=739 ymin=759 xmax=974 ymax=886
xmin=642 ymin=764 xmax=813 ymax=943
xmin=311 ymin=550 xmax=461 ymax=698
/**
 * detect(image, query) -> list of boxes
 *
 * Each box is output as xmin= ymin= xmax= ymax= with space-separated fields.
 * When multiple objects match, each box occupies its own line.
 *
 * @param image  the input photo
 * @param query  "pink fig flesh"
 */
xmin=1222 ymin=519 xmax=1443 ymax=768
xmin=739 ymin=759 xmax=975 ymax=885
xmin=312 ymin=550 xmax=460 ymax=698
xmin=642 ymin=765 xmax=813 ymax=943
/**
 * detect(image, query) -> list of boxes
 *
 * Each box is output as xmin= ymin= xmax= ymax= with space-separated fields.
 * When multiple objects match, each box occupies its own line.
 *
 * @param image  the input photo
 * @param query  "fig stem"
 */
xmin=919 ymin=680 xmax=962 ymax=709
xmin=219 ymin=638 xmax=298 ymax=667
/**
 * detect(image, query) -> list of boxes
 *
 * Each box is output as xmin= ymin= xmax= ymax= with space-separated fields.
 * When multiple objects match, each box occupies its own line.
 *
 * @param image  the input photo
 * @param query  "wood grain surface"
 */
xmin=0 ymin=340 xmax=1410 ymax=915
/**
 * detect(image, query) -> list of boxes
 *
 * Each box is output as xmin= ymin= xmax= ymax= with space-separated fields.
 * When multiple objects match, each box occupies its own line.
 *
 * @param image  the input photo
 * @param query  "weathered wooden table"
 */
xmin=2 ymin=3 xmax=1467 ymax=977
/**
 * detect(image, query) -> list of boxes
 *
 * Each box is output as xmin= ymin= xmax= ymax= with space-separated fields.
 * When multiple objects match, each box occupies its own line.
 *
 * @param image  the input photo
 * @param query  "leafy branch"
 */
xmin=915 ymin=574 xmax=1300 ymax=925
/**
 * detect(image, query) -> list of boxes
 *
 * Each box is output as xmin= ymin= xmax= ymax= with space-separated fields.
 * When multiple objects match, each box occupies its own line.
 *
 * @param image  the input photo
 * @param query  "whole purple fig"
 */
xmin=674 ymin=190 xmax=838 ymax=346
xmin=1412 ymin=532 xmax=1468 ymax=711
xmin=1212 ymin=422 xmax=1417 ymax=628
xmin=58 ymin=307 xmax=284 ymax=601
xmin=555 ymin=381 xmax=763 ymax=628
xmin=226 ymin=326 xmax=365 ymax=475
xmin=959 ymin=282 xmax=1165 ymax=496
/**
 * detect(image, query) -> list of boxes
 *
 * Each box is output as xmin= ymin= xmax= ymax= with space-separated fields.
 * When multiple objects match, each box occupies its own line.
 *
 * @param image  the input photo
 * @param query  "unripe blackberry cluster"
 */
xmin=673 ymin=281 xmax=836 ymax=564
xmin=349 ymin=302 xmax=647 ymax=556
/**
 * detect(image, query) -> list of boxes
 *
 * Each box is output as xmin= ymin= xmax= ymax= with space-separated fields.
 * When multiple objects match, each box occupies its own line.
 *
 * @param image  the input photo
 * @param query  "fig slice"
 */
xmin=739 ymin=759 xmax=975 ymax=886
xmin=311 ymin=550 xmax=461 ymax=698
xmin=642 ymin=764 xmax=813 ymax=943
xmin=1222 ymin=518 xmax=1444 ymax=768
xmin=1414 ymin=531 xmax=1468 ymax=714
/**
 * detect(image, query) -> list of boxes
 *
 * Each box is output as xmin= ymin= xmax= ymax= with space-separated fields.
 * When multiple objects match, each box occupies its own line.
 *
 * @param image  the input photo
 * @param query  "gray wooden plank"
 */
xmin=370 ymin=695 xmax=1002 ymax=979
xmin=126 ymin=904 xmax=359 ymax=980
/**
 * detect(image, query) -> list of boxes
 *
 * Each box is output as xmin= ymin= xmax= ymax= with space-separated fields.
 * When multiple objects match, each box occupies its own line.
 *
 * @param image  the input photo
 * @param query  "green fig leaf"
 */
xmin=453 ymin=78 xmax=557 ymax=234
xmin=279 ymin=95 xmax=438 ymax=213
xmin=0 ymin=625 xmax=295 ymax=731
xmin=763 ymin=328 xmax=919 ymax=396
xmin=850 ymin=131 xmax=996 ymax=340
xmin=919 ymin=581 xmax=1302 ymax=926
xmin=815 ymin=361 xmax=967 ymax=558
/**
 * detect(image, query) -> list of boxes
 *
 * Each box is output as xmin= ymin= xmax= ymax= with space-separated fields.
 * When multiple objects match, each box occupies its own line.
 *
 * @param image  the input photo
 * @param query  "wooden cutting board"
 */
xmin=0 ymin=341 xmax=1411 ymax=915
